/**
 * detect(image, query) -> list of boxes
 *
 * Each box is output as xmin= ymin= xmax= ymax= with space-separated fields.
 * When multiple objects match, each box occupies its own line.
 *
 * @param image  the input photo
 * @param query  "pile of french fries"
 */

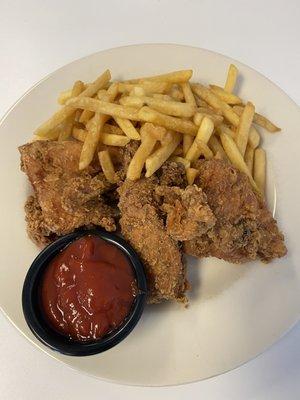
xmin=34 ymin=66 xmax=281 ymax=196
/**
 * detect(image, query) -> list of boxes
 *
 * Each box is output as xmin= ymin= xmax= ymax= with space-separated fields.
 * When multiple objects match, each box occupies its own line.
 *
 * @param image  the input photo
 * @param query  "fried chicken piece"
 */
xmin=118 ymin=178 xmax=187 ymax=303
xmin=158 ymin=161 xmax=188 ymax=188
xmin=155 ymin=185 xmax=216 ymax=241
xmin=184 ymin=159 xmax=287 ymax=263
xmin=24 ymin=195 xmax=57 ymax=246
xmin=19 ymin=141 xmax=117 ymax=245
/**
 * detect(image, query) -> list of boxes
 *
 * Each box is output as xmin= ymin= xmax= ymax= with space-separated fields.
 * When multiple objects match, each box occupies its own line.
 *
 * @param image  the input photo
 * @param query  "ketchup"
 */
xmin=40 ymin=235 xmax=137 ymax=342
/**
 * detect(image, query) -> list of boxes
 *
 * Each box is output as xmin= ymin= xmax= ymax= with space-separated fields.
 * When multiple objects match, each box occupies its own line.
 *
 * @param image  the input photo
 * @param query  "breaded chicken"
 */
xmin=155 ymin=185 xmax=216 ymax=241
xmin=118 ymin=178 xmax=187 ymax=303
xmin=157 ymin=161 xmax=188 ymax=188
xmin=19 ymin=141 xmax=117 ymax=245
xmin=184 ymin=159 xmax=287 ymax=263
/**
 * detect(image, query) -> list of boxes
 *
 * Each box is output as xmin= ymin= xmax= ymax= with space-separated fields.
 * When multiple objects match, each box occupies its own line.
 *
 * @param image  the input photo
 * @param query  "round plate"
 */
xmin=0 ymin=44 xmax=299 ymax=386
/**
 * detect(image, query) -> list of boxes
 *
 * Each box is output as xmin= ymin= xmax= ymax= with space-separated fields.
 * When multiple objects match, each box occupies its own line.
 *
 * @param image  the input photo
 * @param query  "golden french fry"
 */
xmin=216 ymin=122 xmax=259 ymax=149
xmin=122 ymin=95 xmax=196 ymax=118
xmin=216 ymin=123 xmax=235 ymax=138
xmin=144 ymin=96 xmax=196 ymax=117
xmin=193 ymin=94 xmax=209 ymax=107
xmin=185 ymin=116 xmax=214 ymax=162
xmin=128 ymin=69 xmax=193 ymax=84
xmin=233 ymin=106 xmax=281 ymax=132
xmin=209 ymin=85 xmax=242 ymax=105
xmin=79 ymin=109 xmax=94 ymax=124
xmin=186 ymin=168 xmax=199 ymax=185
xmin=102 ymin=133 xmax=130 ymax=147
xmin=58 ymin=81 xmax=84 ymax=141
xmin=79 ymin=83 xmax=119 ymax=169
xmin=181 ymin=82 xmax=197 ymax=106
xmin=208 ymin=135 xmax=228 ymax=160
xmin=119 ymin=96 xmax=144 ymax=108
xmin=72 ymin=127 xmax=87 ymax=142
xmin=145 ymin=132 xmax=181 ymax=177
xmin=235 ymin=102 xmax=255 ymax=156
xmin=170 ymin=156 xmax=191 ymax=168
xmin=193 ymin=112 xmax=223 ymax=126
xmin=194 ymin=139 xmax=214 ymax=159
xmin=118 ymin=81 xmax=171 ymax=95
xmin=214 ymin=150 xmax=224 ymax=160
xmin=98 ymin=150 xmax=116 ymax=183
xmin=196 ymin=106 xmax=222 ymax=116
xmin=183 ymin=134 xmax=194 ymax=157
xmin=67 ymin=97 xmax=140 ymax=120
xmin=58 ymin=115 xmax=74 ymax=142
xmin=254 ymin=148 xmax=266 ymax=195
xmin=114 ymin=117 xmax=141 ymax=140
xmin=169 ymin=85 xmax=184 ymax=101
xmin=220 ymin=132 xmax=259 ymax=193
xmin=244 ymin=145 xmax=254 ymax=174
xmin=130 ymin=86 xmax=146 ymax=97
xmin=138 ymin=106 xmax=198 ymax=136
xmin=224 ymin=64 xmax=238 ymax=93
xmin=141 ymin=123 xmax=166 ymax=141
xmin=97 ymin=89 xmax=109 ymax=99
xmin=57 ymin=81 xmax=85 ymax=105
xmin=35 ymin=69 xmax=111 ymax=137
xmin=248 ymin=126 xmax=260 ymax=149
xmin=126 ymin=124 xmax=158 ymax=180
xmin=152 ymin=94 xmax=173 ymax=101
xmin=192 ymin=84 xmax=240 ymax=127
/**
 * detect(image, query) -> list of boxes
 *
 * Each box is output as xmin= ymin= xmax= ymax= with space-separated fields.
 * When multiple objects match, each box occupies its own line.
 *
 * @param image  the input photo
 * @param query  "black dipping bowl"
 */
xmin=22 ymin=229 xmax=147 ymax=356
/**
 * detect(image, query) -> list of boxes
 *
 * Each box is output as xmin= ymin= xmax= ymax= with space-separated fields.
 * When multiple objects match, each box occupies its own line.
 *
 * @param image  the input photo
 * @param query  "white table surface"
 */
xmin=0 ymin=0 xmax=299 ymax=398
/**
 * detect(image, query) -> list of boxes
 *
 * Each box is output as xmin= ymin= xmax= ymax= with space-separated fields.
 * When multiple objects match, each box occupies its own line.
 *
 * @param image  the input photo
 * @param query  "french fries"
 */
xmin=194 ymin=139 xmax=214 ymax=160
xmin=73 ymin=128 xmax=129 ymax=146
xmin=57 ymin=81 xmax=85 ymax=105
xmin=118 ymin=81 xmax=170 ymax=95
xmin=185 ymin=117 xmax=214 ymax=162
xmin=34 ymin=65 xmax=281 ymax=190
xmin=98 ymin=150 xmax=116 ymax=183
xmin=209 ymin=85 xmax=242 ymax=105
xmin=224 ymin=64 xmax=238 ymax=93
xmin=192 ymin=84 xmax=240 ymax=127
xmin=254 ymin=148 xmax=266 ymax=195
xmin=220 ymin=132 xmax=259 ymax=193
xmin=67 ymin=97 xmax=140 ymax=120
xmin=79 ymin=83 xmax=119 ymax=170
xmin=244 ymin=145 xmax=254 ymax=174
xmin=58 ymin=81 xmax=85 ymax=141
xmin=193 ymin=111 xmax=223 ymax=127
xmin=208 ymin=135 xmax=228 ymax=160
xmin=145 ymin=132 xmax=181 ymax=177
xmin=183 ymin=134 xmax=194 ymax=157
xmin=114 ymin=117 xmax=141 ymax=140
xmin=127 ymin=124 xmax=158 ymax=180
xmin=233 ymin=105 xmax=281 ymax=132
xmin=235 ymin=102 xmax=255 ymax=156
xmin=186 ymin=168 xmax=199 ymax=185
xmin=181 ymin=82 xmax=197 ymax=106
xmin=72 ymin=127 xmax=87 ymax=142
xmin=128 ymin=69 xmax=193 ymax=84
xmin=169 ymin=85 xmax=184 ymax=101
xmin=35 ymin=69 xmax=111 ymax=137
xmin=138 ymin=107 xmax=198 ymax=135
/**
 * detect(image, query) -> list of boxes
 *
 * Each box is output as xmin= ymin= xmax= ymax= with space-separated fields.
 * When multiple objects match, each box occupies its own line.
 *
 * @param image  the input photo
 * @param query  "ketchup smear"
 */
xmin=40 ymin=235 xmax=137 ymax=342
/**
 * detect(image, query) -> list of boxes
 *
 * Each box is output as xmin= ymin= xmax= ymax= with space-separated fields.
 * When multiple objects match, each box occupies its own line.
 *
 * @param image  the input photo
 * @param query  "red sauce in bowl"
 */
xmin=40 ymin=235 xmax=137 ymax=342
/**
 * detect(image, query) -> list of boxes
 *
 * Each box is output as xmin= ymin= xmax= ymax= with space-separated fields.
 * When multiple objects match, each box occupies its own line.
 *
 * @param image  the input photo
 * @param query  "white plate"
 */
xmin=0 ymin=44 xmax=299 ymax=387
